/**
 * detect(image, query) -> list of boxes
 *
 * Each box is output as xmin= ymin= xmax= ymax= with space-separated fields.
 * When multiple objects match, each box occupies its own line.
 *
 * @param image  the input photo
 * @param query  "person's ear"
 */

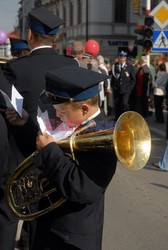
xmin=81 ymin=104 xmax=89 ymax=116
xmin=27 ymin=29 xmax=32 ymax=41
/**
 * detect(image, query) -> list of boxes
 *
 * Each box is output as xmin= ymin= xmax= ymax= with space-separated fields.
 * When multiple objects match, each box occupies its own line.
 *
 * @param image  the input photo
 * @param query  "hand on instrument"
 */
xmin=36 ymin=132 xmax=55 ymax=150
xmin=5 ymin=108 xmax=29 ymax=126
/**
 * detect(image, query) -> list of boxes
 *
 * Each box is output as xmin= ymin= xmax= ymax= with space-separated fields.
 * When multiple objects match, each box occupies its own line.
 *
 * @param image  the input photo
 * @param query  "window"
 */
xmin=77 ymin=0 xmax=82 ymax=24
xmin=69 ymin=2 xmax=73 ymax=26
xmin=114 ymin=0 xmax=127 ymax=23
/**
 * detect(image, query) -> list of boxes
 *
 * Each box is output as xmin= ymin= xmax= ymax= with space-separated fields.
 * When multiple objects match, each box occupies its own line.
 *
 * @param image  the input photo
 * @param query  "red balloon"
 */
xmin=85 ymin=39 xmax=100 ymax=57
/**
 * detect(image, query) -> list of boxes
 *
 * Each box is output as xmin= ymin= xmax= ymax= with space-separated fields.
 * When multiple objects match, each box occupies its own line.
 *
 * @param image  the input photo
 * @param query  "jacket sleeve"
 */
xmin=0 ymin=69 xmax=12 ymax=98
xmin=0 ymin=114 xmax=9 ymax=180
xmin=33 ymin=142 xmax=117 ymax=204
xmin=10 ymin=116 xmax=39 ymax=157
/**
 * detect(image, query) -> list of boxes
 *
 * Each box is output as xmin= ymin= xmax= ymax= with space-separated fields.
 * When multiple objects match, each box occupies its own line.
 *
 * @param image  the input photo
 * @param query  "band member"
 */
xmin=0 ymin=6 xmax=77 ymax=123
xmin=6 ymin=66 xmax=117 ymax=250
xmin=0 ymin=112 xmax=24 ymax=250
xmin=9 ymin=38 xmax=30 ymax=58
xmin=0 ymin=6 xmax=77 ymax=250
xmin=111 ymin=51 xmax=136 ymax=120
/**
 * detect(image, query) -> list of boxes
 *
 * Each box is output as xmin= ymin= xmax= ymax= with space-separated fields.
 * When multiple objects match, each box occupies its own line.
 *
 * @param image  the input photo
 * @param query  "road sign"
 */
xmin=150 ymin=1 xmax=168 ymax=52
xmin=152 ymin=30 xmax=168 ymax=52
xmin=150 ymin=1 xmax=168 ymax=29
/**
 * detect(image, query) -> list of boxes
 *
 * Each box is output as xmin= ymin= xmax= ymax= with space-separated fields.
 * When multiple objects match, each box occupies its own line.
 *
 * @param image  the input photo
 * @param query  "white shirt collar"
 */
xmin=31 ymin=45 xmax=52 ymax=53
xmin=82 ymin=108 xmax=100 ymax=125
xmin=120 ymin=62 xmax=126 ymax=67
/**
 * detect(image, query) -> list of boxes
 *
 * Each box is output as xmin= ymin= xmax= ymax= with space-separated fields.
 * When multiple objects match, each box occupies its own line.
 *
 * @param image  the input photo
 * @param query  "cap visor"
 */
xmin=39 ymin=91 xmax=53 ymax=104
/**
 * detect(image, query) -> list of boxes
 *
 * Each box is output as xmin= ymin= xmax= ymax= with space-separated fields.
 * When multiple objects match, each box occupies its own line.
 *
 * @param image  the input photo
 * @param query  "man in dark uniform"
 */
xmin=0 ymin=6 xmax=77 ymax=250
xmin=111 ymin=51 xmax=136 ymax=120
xmin=0 ymin=67 xmax=25 ymax=250
xmin=0 ymin=38 xmax=29 ymax=250
xmin=0 ymin=111 xmax=24 ymax=250
xmin=6 ymin=66 xmax=117 ymax=250
xmin=0 ymin=6 xmax=77 ymax=124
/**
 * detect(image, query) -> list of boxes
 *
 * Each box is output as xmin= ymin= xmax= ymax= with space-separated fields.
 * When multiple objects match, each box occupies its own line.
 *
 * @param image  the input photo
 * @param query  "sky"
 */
xmin=0 ymin=0 xmax=20 ymax=33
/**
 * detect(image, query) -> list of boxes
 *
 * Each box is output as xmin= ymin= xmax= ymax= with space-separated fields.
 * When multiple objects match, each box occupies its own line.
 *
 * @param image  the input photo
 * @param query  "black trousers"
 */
xmin=0 ymin=184 xmax=18 ymax=250
xmin=114 ymin=89 xmax=131 ymax=120
xmin=135 ymin=95 xmax=149 ymax=118
xmin=154 ymin=95 xmax=164 ymax=123
xmin=30 ymin=220 xmax=81 ymax=250
xmin=32 ymin=233 xmax=81 ymax=250
xmin=0 ymin=222 xmax=18 ymax=250
xmin=31 ymin=231 xmax=81 ymax=250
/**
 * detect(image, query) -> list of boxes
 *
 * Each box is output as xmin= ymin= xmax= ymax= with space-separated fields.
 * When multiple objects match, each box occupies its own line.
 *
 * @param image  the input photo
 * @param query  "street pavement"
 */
xmin=103 ymin=110 xmax=168 ymax=250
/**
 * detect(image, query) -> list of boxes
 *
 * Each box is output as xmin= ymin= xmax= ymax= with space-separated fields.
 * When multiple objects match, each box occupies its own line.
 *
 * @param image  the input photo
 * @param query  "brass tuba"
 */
xmin=6 ymin=111 xmax=151 ymax=221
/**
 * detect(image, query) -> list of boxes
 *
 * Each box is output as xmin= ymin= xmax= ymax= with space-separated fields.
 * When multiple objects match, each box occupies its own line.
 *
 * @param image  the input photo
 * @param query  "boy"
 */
xmin=6 ymin=65 xmax=117 ymax=250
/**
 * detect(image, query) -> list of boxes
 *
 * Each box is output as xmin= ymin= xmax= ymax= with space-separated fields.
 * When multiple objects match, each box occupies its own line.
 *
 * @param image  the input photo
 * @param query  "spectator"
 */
xmin=97 ymin=55 xmax=113 ymax=116
xmin=153 ymin=63 xmax=168 ymax=123
xmin=135 ymin=56 xmax=151 ymax=118
xmin=82 ymin=52 xmax=93 ymax=68
xmin=71 ymin=41 xmax=88 ymax=69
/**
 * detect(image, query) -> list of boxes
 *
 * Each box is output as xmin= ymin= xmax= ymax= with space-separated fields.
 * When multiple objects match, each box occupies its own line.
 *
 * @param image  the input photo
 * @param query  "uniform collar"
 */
xmin=120 ymin=62 xmax=126 ymax=67
xmin=30 ymin=45 xmax=52 ymax=53
xmin=82 ymin=108 xmax=101 ymax=125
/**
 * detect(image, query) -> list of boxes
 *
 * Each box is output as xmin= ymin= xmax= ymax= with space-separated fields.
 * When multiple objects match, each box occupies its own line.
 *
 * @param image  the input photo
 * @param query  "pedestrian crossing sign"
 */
xmin=152 ymin=30 xmax=168 ymax=52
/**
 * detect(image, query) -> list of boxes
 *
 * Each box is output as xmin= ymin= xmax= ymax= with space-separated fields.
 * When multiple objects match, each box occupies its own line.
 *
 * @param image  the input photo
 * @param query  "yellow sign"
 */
xmin=155 ymin=6 xmax=168 ymax=24
xmin=133 ymin=0 xmax=139 ymax=14
xmin=150 ymin=0 xmax=168 ymax=29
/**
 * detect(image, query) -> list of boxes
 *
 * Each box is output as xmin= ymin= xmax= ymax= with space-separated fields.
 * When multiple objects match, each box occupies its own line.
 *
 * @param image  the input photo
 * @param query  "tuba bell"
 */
xmin=6 ymin=111 xmax=151 ymax=221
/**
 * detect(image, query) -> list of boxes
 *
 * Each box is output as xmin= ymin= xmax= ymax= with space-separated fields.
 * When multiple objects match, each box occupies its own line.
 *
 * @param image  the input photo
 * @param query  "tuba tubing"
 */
xmin=6 ymin=111 xmax=151 ymax=221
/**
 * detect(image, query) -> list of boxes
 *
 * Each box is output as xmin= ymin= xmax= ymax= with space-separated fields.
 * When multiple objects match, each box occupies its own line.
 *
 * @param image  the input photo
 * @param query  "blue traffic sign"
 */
xmin=152 ymin=30 xmax=168 ymax=52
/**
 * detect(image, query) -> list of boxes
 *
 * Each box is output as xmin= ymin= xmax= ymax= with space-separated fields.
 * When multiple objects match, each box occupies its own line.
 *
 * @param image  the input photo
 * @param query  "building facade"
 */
xmin=41 ymin=0 xmax=139 ymax=58
xmin=18 ymin=0 xmax=164 ymax=59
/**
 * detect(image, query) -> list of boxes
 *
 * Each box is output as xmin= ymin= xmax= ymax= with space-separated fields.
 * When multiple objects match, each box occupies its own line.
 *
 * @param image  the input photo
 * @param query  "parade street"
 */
xmin=103 ymin=113 xmax=168 ymax=250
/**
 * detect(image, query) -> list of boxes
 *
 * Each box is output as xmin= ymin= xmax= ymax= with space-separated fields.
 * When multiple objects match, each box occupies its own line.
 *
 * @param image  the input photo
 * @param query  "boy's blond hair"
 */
xmin=64 ymin=95 xmax=98 ymax=110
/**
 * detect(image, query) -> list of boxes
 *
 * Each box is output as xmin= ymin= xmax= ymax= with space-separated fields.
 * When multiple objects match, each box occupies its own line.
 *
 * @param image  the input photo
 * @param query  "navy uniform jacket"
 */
xmin=111 ymin=61 xmax=136 ymax=94
xmin=25 ymin=111 xmax=117 ymax=250
xmin=0 ymin=48 xmax=77 ymax=248
xmin=0 ymin=113 xmax=24 ymax=250
xmin=12 ymin=111 xmax=117 ymax=249
xmin=0 ymin=48 xmax=78 ymax=122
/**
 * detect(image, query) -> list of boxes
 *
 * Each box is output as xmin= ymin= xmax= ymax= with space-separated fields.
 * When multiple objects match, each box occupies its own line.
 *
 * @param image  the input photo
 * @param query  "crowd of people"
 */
xmin=0 ymin=5 xmax=168 ymax=250
xmin=66 ymin=42 xmax=168 ymax=125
